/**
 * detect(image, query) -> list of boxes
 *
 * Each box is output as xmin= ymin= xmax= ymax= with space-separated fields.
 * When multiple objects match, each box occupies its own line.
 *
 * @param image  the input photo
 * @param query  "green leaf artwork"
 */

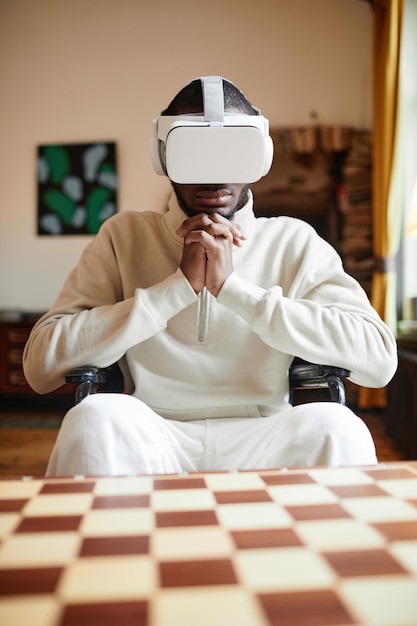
xmin=37 ymin=142 xmax=118 ymax=235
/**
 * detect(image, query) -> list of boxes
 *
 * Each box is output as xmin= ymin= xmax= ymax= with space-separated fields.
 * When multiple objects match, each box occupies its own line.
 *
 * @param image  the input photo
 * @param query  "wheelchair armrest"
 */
xmin=289 ymin=363 xmax=350 ymax=383
xmin=289 ymin=361 xmax=350 ymax=405
xmin=67 ymin=360 xmax=350 ymax=407
xmin=66 ymin=364 xmax=124 ymax=404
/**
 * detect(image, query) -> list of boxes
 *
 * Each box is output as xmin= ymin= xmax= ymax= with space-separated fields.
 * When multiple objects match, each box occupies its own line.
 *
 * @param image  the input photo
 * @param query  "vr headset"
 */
xmin=150 ymin=76 xmax=274 ymax=184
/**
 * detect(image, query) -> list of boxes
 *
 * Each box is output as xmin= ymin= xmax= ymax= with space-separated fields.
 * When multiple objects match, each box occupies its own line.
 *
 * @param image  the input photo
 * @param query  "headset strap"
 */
xmin=201 ymin=76 xmax=224 ymax=123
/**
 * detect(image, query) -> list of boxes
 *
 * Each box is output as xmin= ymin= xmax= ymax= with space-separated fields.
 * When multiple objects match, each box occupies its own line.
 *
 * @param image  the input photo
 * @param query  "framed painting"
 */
xmin=37 ymin=141 xmax=118 ymax=235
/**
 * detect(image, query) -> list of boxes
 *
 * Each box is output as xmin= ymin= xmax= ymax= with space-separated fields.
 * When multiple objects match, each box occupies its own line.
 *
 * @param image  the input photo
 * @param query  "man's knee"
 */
xmin=311 ymin=402 xmax=373 ymax=440
xmin=318 ymin=402 xmax=376 ymax=464
xmin=292 ymin=401 xmax=364 ymax=429
xmin=284 ymin=402 xmax=376 ymax=466
xmin=47 ymin=393 xmax=165 ymax=476
xmin=66 ymin=393 xmax=147 ymax=426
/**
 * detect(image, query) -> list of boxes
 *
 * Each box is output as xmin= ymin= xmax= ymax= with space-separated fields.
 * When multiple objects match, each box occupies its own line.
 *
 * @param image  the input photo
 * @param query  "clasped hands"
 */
xmin=176 ymin=213 xmax=246 ymax=297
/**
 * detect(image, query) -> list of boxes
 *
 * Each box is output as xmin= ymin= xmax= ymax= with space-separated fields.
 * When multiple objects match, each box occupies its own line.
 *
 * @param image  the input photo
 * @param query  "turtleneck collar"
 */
xmin=163 ymin=189 xmax=257 ymax=243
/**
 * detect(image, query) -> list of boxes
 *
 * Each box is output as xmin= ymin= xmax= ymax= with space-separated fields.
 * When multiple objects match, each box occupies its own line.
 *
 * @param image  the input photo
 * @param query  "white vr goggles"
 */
xmin=150 ymin=76 xmax=274 ymax=184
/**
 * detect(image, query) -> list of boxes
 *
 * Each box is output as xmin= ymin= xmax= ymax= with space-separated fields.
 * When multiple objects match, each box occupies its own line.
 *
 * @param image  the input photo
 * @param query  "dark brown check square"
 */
xmin=372 ymin=520 xmax=417 ymax=540
xmin=261 ymin=472 xmax=316 ymax=486
xmin=92 ymin=495 xmax=150 ymax=509
xmin=0 ymin=567 xmax=62 ymax=595
xmin=79 ymin=535 xmax=149 ymax=557
xmin=61 ymin=600 xmax=148 ymax=626
xmin=214 ymin=489 xmax=272 ymax=504
xmin=0 ymin=498 xmax=28 ymax=512
xmin=15 ymin=515 xmax=82 ymax=532
xmin=159 ymin=558 xmax=237 ymax=587
xmin=286 ymin=503 xmax=351 ymax=521
xmin=156 ymin=509 xmax=218 ymax=527
xmin=365 ymin=468 xmax=416 ymax=480
xmin=153 ymin=477 xmax=207 ymax=490
xmin=258 ymin=589 xmax=355 ymax=626
xmin=40 ymin=482 xmax=96 ymax=494
xmin=231 ymin=528 xmax=303 ymax=549
xmin=324 ymin=548 xmax=408 ymax=577
xmin=329 ymin=484 xmax=389 ymax=498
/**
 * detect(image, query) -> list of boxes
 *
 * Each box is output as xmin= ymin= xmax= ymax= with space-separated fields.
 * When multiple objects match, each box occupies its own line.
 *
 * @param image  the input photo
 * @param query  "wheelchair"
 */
xmin=66 ymin=359 xmax=349 ymax=407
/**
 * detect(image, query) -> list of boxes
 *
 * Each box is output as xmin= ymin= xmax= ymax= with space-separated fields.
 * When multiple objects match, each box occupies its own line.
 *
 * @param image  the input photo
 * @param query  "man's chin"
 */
xmin=195 ymin=205 xmax=236 ymax=219
xmin=173 ymin=184 xmax=250 ymax=221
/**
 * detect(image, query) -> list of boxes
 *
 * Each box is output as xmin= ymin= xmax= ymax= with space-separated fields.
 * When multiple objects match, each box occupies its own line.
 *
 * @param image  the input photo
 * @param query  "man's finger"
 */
xmin=176 ymin=213 xmax=213 ymax=236
xmin=184 ymin=229 xmax=231 ymax=247
xmin=177 ymin=213 xmax=246 ymax=246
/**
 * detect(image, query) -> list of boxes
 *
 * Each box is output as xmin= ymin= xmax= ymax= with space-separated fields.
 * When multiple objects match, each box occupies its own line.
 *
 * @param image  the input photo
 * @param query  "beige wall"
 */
xmin=0 ymin=0 xmax=372 ymax=310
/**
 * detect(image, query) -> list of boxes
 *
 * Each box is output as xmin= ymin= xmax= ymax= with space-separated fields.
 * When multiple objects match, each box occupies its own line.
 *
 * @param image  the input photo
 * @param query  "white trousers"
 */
xmin=46 ymin=394 xmax=377 ymax=476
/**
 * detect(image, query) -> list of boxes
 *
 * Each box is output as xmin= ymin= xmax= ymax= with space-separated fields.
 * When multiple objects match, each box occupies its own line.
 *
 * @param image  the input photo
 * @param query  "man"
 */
xmin=23 ymin=76 xmax=397 ymax=476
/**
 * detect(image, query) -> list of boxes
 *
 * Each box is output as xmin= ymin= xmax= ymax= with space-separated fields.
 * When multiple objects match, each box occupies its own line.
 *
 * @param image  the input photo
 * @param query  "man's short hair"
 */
xmin=161 ymin=78 xmax=258 ymax=116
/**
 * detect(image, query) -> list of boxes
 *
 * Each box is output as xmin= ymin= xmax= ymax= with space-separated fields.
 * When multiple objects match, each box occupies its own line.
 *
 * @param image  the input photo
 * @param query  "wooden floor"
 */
xmin=0 ymin=406 xmax=408 ymax=478
xmin=358 ymin=409 xmax=408 ymax=462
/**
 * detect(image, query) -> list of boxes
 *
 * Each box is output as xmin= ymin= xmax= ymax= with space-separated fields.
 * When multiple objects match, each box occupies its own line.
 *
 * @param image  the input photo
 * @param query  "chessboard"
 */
xmin=1 ymin=462 xmax=417 ymax=626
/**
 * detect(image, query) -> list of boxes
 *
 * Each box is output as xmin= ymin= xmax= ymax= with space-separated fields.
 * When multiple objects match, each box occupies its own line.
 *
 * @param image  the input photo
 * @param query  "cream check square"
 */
xmin=267 ymin=483 xmax=339 ymax=505
xmin=153 ymin=526 xmax=233 ymax=560
xmin=0 ymin=596 xmax=60 ymax=626
xmin=378 ymin=479 xmax=417 ymax=500
xmin=390 ymin=541 xmax=417 ymax=574
xmin=341 ymin=577 xmax=417 ymax=625
xmin=154 ymin=586 xmax=268 ymax=626
xmin=151 ymin=488 xmax=215 ymax=511
xmin=59 ymin=555 xmax=155 ymax=601
xmin=0 ymin=513 xmax=20 ymax=539
xmin=81 ymin=508 xmax=153 ymax=536
xmin=94 ymin=476 xmax=153 ymax=496
xmin=0 ymin=479 xmax=43 ymax=499
xmin=204 ymin=472 xmax=265 ymax=491
xmin=296 ymin=519 xmax=385 ymax=550
xmin=236 ymin=546 xmax=335 ymax=591
xmin=342 ymin=496 xmax=417 ymax=522
xmin=308 ymin=468 xmax=374 ymax=486
xmin=216 ymin=502 xmax=292 ymax=530
xmin=0 ymin=532 xmax=80 ymax=567
xmin=23 ymin=493 xmax=93 ymax=516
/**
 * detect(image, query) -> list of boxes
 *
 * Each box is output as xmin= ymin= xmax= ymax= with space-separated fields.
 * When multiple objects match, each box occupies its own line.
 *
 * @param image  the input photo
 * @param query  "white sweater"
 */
xmin=23 ymin=192 xmax=397 ymax=420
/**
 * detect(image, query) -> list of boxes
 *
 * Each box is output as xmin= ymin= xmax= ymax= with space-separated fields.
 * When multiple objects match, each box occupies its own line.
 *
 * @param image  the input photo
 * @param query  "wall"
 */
xmin=0 ymin=0 xmax=372 ymax=311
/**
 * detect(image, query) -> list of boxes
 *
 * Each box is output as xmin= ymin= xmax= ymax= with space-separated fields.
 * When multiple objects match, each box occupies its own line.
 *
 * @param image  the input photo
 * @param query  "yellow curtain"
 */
xmin=358 ymin=0 xmax=404 ymax=409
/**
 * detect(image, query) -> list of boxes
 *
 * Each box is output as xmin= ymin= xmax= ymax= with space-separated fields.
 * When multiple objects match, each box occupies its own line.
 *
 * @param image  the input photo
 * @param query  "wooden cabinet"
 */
xmin=385 ymin=335 xmax=417 ymax=459
xmin=0 ymin=315 xmax=74 ymax=408
xmin=0 ymin=319 xmax=37 ymax=395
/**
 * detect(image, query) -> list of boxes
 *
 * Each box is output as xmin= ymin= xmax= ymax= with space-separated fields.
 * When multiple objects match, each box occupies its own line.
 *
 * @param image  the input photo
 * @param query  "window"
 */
xmin=399 ymin=0 xmax=417 ymax=327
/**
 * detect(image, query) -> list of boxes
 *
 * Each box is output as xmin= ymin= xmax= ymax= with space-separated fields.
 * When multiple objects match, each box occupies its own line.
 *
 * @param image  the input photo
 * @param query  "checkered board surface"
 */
xmin=0 ymin=463 xmax=417 ymax=626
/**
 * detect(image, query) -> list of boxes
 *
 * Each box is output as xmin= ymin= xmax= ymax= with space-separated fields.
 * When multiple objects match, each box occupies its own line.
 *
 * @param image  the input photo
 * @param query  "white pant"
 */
xmin=46 ymin=394 xmax=377 ymax=476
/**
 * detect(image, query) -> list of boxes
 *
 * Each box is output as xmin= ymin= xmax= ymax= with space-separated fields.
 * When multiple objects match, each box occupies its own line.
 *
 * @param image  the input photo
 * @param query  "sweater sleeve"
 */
xmin=23 ymin=242 xmax=197 ymax=395
xmin=217 ymin=239 xmax=398 ymax=389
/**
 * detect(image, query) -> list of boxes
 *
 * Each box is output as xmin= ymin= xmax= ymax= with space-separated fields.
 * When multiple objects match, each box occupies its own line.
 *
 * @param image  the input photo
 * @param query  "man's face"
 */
xmin=172 ymin=182 xmax=250 ymax=220
xmin=168 ymin=103 xmax=252 ymax=220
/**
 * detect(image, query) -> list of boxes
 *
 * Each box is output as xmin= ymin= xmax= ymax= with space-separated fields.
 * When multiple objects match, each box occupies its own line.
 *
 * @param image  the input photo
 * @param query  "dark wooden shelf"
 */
xmin=0 ymin=317 xmax=74 ymax=410
xmin=385 ymin=334 xmax=417 ymax=459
